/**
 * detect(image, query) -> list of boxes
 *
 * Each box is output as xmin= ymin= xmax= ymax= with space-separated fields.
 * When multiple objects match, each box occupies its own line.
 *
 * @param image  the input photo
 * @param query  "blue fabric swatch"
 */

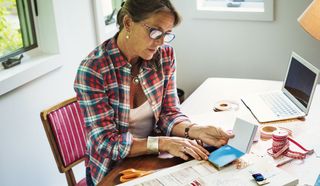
xmin=208 ymin=144 xmax=245 ymax=169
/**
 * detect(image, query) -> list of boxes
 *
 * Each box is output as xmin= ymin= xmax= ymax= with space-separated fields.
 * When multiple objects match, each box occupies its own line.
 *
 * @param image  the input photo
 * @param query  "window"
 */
xmin=111 ymin=0 xmax=123 ymax=14
xmin=195 ymin=0 xmax=274 ymax=21
xmin=0 ymin=0 xmax=60 ymax=96
xmin=198 ymin=0 xmax=264 ymax=12
xmin=93 ymin=0 xmax=123 ymax=44
xmin=0 ymin=0 xmax=37 ymax=63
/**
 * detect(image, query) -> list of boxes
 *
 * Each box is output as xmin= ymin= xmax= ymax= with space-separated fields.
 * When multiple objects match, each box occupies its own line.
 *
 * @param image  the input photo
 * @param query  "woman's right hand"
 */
xmin=158 ymin=136 xmax=209 ymax=161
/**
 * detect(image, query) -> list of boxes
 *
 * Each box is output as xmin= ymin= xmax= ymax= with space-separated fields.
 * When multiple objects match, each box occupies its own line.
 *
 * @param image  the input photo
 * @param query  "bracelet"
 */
xmin=184 ymin=123 xmax=196 ymax=139
xmin=147 ymin=136 xmax=159 ymax=154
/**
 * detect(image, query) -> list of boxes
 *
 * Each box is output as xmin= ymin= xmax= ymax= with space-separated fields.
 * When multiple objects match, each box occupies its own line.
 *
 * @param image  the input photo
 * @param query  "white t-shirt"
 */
xmin=128 ymin=101 xmax=155 ymax=138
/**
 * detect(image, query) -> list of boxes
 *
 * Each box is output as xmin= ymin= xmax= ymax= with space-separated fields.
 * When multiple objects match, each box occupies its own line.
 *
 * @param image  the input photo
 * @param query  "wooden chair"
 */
xmin=40 ymin=97 xmax=87 ymax=186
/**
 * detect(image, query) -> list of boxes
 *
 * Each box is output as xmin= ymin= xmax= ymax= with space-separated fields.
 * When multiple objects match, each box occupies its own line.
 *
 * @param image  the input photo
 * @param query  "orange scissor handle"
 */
xmin=119 ymin=168 xmax=153 ymax=183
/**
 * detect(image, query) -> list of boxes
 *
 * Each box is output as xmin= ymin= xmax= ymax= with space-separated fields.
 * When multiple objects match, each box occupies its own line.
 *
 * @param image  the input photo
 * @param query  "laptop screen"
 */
xmin=284 ymin=56 xmax=316 ymax=107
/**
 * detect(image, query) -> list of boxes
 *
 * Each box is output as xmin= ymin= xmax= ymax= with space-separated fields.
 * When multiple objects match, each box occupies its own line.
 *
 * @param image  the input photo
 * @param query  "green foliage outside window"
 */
xmin=0 ymin=0 xmax=23 ymax=57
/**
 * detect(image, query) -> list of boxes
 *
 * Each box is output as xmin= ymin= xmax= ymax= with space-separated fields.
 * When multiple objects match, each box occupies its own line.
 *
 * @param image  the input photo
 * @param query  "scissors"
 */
xmin=119 ymin=168 xmax=154 ymax=183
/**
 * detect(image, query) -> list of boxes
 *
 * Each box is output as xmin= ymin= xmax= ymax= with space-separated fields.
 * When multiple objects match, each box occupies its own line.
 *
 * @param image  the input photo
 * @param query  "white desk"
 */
xmin=181 ymin=78 xmax=320 ymax=185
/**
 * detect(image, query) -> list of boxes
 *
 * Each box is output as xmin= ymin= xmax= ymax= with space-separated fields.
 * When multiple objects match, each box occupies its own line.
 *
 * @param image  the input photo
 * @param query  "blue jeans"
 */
xmin=86 ymin=167 xmax=94 ymax=186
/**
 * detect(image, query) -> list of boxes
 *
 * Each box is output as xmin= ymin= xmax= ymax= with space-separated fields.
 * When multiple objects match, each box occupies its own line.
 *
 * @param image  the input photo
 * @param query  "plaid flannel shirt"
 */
xmin=74 ymin=35 xmax=190 ymax=185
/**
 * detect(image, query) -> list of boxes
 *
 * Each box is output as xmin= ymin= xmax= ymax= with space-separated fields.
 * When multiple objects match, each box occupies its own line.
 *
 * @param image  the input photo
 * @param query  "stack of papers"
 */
xmin=117 ymin=155 xmax=299 ymax=186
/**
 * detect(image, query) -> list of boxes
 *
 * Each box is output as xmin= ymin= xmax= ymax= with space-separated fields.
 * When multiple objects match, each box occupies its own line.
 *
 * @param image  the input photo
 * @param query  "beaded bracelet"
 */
xmin=184 ymin=123 xmax=196 ymax=139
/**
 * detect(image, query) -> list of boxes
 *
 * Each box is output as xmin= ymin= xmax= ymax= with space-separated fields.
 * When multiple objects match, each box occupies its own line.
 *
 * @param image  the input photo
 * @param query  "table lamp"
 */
xmin=298 ymin=0 xmax=320 ymax=40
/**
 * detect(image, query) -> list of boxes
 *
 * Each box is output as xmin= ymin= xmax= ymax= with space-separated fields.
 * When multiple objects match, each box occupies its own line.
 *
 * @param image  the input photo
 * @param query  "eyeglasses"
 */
xmin=142 ymin=24 xmax=175 ymax=43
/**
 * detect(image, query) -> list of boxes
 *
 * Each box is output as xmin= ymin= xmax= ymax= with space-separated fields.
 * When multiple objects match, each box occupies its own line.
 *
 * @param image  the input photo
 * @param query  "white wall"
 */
xmin=172 ymin=0 xmax=320 ymax=97
xmin=1 ymin=0 xmax=320 ymax=185
xmin=0 ymin=0 xmax=96 ymax=185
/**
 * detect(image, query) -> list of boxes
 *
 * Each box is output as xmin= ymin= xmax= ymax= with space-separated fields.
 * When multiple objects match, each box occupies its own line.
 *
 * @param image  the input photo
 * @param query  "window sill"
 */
xmin=199 ymin=2 xmax=264 ymax=12
xmin=195 ymin=0 xmax=274 ymax=21
xmin=0 ymin=53 xmax=62 ymax=96
xmin=93 ymin=0 xmax=119 ymax=44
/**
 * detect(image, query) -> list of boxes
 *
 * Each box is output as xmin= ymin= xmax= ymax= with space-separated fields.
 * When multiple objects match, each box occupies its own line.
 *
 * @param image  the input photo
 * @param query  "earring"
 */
xmin=126 ymin=32 xmax=130 ymax=39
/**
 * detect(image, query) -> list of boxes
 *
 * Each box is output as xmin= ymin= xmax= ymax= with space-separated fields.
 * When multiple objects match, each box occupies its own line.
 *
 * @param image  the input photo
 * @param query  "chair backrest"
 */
xmin=40 ymin=97 xmax=87 ymax=186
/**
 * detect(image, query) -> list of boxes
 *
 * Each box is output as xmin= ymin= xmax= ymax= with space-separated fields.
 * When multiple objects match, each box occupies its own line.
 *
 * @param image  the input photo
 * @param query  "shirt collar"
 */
xmin=105 ymin=34 xmax=128 ymax=68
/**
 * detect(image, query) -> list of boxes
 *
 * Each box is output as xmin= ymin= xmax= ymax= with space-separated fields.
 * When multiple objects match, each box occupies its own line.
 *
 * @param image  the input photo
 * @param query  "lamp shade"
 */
xmin=298 ymin=0 xmax=320 ymax=40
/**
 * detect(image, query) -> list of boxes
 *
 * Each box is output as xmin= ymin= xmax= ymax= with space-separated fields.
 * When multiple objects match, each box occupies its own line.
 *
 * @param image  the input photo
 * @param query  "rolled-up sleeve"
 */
xmin=74 ymin=61 xmax=132 ymax=161
xmin=157 ymin=47 xmax=190 ymax=136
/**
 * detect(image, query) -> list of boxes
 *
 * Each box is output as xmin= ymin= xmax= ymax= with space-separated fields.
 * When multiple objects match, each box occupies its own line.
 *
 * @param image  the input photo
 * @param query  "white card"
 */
xmin=228 ymin=118 xmax=258 ymax=153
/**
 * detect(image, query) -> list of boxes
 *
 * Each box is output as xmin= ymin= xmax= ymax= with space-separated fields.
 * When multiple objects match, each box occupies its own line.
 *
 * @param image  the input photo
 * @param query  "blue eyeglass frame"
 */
xmin=142 ymin=24 xmax=175 ymax=43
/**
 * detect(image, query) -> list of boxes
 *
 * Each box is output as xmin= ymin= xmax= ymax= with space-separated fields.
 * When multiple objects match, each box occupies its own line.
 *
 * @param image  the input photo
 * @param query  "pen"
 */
xmin=276 ymin=158 xmax=294 ymax=167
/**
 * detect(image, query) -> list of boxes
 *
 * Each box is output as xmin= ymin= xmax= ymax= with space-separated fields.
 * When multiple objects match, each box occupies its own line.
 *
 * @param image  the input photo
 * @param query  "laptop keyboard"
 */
xmin=260 ymin=92 xmax=301 ymax=117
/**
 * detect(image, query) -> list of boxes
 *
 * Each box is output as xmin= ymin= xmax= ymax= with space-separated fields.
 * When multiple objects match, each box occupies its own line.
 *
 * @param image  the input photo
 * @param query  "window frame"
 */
xmin=195 ymin=0 xmax=274 ymax=21
xmin=0 ymin=0 xmax=61 ymax=96
xmin=0 ymin=0 xmax=38 ymax=63
xmin=93 ymin=0 xmax=121 ymax=44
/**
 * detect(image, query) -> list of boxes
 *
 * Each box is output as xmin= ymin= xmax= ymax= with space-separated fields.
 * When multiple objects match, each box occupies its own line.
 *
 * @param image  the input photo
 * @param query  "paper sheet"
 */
xmin=117 ymin=160 xmax=217 ymax=186
xmin=117 ymin=155 xmax=298 ymax=186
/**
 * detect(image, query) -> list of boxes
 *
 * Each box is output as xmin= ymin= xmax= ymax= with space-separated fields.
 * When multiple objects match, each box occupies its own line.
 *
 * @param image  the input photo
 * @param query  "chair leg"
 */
xmin=65 ymin=169 xmax=77 ymax=186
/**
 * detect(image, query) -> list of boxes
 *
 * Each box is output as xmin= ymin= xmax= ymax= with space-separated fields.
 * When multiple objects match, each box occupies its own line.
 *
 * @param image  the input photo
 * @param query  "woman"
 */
xmin=74 ymin=0 xmax=234 ymax=185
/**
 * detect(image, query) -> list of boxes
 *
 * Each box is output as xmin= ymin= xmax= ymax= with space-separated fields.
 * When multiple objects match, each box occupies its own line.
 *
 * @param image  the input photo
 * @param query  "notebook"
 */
xmin=208 ymin=118 xmax=258 ymax=169
xmin=241 ymin=52 xmax=320 ymax=123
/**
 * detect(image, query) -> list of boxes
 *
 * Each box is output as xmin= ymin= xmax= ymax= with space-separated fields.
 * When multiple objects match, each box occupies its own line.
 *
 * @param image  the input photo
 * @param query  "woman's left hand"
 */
xmin=190 ymin=125 xmax=234 ymax=147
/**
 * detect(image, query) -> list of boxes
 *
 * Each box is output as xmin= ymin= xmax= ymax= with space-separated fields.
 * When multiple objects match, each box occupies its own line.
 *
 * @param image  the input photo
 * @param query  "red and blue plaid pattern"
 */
xmin=74 ymin=35 xmax=190 ymax=185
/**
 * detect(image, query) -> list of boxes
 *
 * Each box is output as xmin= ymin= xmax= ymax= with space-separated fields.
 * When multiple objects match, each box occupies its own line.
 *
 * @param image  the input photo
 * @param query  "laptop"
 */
xmin=241 ymin=52 xmax=320 ymax=123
